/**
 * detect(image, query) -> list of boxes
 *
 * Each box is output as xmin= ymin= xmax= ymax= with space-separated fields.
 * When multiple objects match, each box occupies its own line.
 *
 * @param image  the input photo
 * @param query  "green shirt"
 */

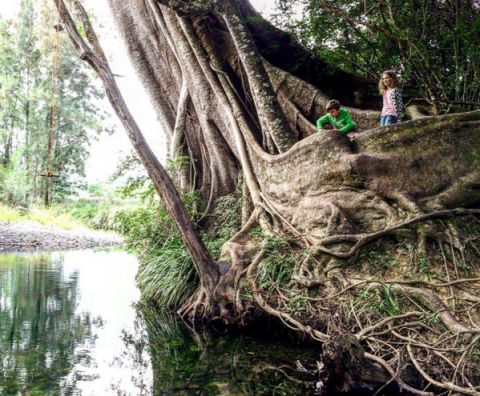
xmin=316 ymin=108 xmax=357 ymax=134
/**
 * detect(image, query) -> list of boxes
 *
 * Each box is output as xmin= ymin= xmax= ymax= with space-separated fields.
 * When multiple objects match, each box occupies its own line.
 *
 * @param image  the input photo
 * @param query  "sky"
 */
xmin=0 ymin=0 xmax=277 ymax=183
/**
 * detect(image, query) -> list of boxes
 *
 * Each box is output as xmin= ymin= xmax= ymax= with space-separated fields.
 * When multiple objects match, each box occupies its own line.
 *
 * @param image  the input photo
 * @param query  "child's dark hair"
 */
xmin=326 ymin=99 xmax=341 ymax=111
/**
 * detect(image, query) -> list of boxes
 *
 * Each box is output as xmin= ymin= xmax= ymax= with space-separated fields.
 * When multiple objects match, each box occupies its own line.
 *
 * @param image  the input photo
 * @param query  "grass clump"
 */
xmin=136 ymin=242 xmax=198 ymax=307
xmin=117 ymin=181 xmax=243 ymax=308
xmin=367 ymin=249 xmax=400 ymax=274
xmin=0 ymin=204 xmax=23 ymax=222
xmin=126 ymin=196 xmax=199 ymax=308
xmin=354 ymin=284 xmax=401 ymax=317
xmin=256 ymin=235 xmax=297 ymax=291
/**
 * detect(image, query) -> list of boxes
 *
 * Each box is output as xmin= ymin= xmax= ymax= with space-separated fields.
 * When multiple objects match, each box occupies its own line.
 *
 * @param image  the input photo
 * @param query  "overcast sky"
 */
xmin=0 ymin=1 xmax=277 ymax=183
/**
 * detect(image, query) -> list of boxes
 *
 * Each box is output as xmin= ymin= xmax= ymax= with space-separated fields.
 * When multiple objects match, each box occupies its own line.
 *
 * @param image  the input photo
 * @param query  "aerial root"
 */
xmin=313 ymin=208 xmax=480 ymax=259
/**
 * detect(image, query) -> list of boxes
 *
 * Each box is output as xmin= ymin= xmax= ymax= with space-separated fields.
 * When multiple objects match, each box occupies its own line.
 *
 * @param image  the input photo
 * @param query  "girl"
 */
xmin=379 ymin=70 xmax=404 ymax=126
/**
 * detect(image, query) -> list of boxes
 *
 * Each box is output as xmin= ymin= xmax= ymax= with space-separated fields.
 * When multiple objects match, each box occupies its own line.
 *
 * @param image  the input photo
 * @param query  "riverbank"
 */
xmin=0 ymin=220 xmax=122 ymax=252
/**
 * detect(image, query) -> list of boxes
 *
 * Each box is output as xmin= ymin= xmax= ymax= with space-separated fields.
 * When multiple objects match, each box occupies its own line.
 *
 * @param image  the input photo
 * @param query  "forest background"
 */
xmin=0 ymin=0 xmax=281 ymax=229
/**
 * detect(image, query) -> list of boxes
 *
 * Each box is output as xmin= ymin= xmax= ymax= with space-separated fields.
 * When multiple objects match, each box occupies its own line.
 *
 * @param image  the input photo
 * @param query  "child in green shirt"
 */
xmin=316 ymin=99 xmax=357 ymax=134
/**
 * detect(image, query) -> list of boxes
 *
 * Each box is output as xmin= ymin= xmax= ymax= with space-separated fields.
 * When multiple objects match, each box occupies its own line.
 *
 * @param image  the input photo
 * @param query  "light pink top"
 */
xmin=382 ymin=89 xmax=396 ymax=116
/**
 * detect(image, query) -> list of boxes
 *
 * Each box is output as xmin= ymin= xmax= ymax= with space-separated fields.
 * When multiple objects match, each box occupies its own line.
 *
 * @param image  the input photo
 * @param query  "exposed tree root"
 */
xmin=314 ymin=209 xmax=480 ymax=259
xmin=232 ymin=209 xmax=480 ymax=395
xmin=173 ymin=206 xmax=480 ymax=394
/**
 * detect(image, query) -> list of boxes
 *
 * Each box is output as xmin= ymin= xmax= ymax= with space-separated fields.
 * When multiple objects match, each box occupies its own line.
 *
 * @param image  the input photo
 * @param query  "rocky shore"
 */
xmin=0 ymin=221 xmax=123 ymax=252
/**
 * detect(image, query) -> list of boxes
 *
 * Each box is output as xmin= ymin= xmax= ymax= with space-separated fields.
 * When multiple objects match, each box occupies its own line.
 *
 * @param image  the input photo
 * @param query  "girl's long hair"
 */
xmin=378 ymin=70 xmax=399 ymax=94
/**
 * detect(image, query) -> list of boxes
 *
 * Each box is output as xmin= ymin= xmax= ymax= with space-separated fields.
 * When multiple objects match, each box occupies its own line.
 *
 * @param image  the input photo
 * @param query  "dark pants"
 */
xmin=380 ymin=115 xmax=398 ymax=126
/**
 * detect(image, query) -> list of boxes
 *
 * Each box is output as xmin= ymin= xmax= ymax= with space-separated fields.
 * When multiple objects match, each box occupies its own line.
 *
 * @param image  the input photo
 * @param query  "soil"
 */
xmin=0 ymin=221 xmax=123 ymax=252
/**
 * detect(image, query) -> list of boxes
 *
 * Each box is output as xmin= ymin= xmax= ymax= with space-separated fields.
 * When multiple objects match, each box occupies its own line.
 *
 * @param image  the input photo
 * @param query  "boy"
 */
xmin=316 ymin=100 xmax=357 ymax=134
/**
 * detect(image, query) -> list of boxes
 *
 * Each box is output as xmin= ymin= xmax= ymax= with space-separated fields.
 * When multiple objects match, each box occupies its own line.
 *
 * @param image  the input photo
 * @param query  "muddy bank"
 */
xmin=0 ymin=221 xmax=123 ymax=252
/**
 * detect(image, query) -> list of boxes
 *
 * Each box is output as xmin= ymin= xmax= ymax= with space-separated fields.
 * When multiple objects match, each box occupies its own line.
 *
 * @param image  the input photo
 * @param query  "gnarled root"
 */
xmin=237 ymin=208 xmax=480 ymax=394
xmin=180 ymin=200 xmax=480 ymax=394
xmin=320 ymin=333 xmax=391 ymax=394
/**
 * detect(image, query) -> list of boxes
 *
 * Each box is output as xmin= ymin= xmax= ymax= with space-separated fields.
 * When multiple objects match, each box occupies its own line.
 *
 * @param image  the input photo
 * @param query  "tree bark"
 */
xmin=219 ymin=0 xmax=296 ymax=153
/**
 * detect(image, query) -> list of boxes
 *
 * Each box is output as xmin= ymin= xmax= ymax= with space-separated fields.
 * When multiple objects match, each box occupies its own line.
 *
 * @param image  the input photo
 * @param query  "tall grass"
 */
xmin=136 ymin=243 xmax=198 ymax=307
xmin=0 ymin=204 xmax=23 ymax=222
xmin=0 ymin=201 xmax=131 ymax=231
xmin=0 ymin=204 xmax=83 ymax=229
xmin=28 ymin=206 xmax=84 ymax=230
xmin=123 ymin=188 xmax=243 ymax=308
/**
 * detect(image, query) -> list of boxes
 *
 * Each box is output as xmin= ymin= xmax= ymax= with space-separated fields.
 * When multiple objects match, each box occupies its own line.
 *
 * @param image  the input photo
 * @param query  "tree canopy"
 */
xmin=273 ymin=0 xmax=480 ymax=112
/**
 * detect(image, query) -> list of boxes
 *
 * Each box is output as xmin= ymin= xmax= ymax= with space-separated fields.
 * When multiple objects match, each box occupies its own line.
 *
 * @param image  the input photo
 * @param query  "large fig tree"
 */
xmin=55 ymin=0 xmax=480 ymax=394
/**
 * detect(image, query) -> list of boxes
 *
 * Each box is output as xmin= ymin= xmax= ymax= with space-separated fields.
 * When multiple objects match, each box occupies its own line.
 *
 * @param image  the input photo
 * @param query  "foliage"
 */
xmin=0 ymin=204 xmax=23 ymax=222
xmin=136 ymin=244 xmax=198 ymax=307
xmin=123 ymin=191 xmax=199 ymax=308
xmin=0 ymin=187 xmax=133 ymax=231
xmin=113 ymin=175 xmax=243 ymax=308
xmin=273 ymin=0 xmax=480 ymax=111
xmin=256 ymin=235 xmax=297 ymax=291
xmin=27 ymin=206 xmax=83 ymax=229
xmin=354 ymin=284 xmax=400 ymax=316
xmin=0 ymin=151 xmax=30 ymax=204
xmin=166 ymin=155 xmax=193 ymax=174
xmin=0 ymin=0 xmax=109 ymax=206
xmin=0 ymin=204 xmax=82 ymax=229
xmin=206 ymin=185 xmax=243 ymax=259
xmin=61 ymin=182 xmax=138 ymax=231
xmin=367 ymin=248 xmax=399 ymax=274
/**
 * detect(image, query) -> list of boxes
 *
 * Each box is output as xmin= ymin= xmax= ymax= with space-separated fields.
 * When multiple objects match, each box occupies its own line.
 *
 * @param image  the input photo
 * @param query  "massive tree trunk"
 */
xmin=58 ymin=0 xmax=480 ymax=394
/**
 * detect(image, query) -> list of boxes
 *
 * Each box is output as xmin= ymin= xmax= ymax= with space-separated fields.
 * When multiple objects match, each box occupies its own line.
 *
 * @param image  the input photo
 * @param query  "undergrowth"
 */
xmin=0 ymin=199 xmax=134 ymax=231
xmin=0 ymin=204 xmax=83 ymax=230
xmin=256 ymin=235 xmax=297 ymax=291
xmin=122 ymin=180 xmax=243 ymax=309
xmin=0 ymin=204 xmax=24 ymax=222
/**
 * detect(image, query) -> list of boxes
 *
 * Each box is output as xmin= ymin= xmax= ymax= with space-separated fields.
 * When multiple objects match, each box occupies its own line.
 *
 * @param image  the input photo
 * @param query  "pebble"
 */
xmin=0 ymin=221 xmax=123 ymax=253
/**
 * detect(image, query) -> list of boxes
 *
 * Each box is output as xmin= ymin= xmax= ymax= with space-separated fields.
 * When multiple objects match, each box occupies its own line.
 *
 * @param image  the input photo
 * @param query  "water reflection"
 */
xmin=0 ymin=252 xmax=91 ymax=394
xmin=122 ymin=304 xmax=319 ymax=395
xmin=0 ymin=250 xmax=149 ymax=395
xmin=0 ymin=250 xmax=319 ymax=396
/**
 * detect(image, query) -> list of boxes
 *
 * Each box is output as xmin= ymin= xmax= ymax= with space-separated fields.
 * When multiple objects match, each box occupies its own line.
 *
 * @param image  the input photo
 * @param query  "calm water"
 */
xmin=0 ymin=250 xmax=320 ymax=395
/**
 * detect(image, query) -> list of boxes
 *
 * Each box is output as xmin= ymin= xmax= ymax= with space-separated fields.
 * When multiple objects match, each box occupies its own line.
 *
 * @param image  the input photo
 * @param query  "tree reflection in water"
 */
xmin=0 ymin=252 xmax=319 ymax=395
xmin=121 ymin=303 xmax=319 ymax=395
xmin=0 ymin=253 xmax=94 ymax=395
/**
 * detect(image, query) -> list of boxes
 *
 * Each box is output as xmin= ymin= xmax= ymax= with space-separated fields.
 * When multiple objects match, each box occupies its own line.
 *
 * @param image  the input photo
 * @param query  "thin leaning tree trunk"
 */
xmin=54 ymin=0 xmax=219 ymax=306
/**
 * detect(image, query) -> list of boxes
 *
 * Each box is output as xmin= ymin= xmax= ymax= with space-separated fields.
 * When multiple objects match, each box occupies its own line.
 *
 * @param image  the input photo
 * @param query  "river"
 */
xmin=0 ymin=249 xmax=320 ymax=395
